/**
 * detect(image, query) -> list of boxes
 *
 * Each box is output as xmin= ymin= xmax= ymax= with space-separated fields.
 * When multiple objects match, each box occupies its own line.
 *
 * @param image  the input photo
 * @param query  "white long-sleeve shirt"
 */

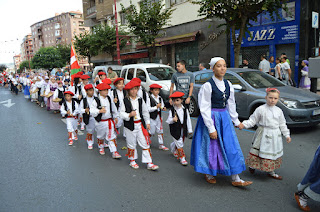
xmin=79 ymin=96 xmax=95 ymax=114
xmin=68 ymin=84 xmax=83 ymax=99
xmin=120 ymin=96 xmax=150 ymax=125
xmin=53 ymin=86 xmax=65 ymax=99
xmin=198 ymin=76 xmax=240 ymax=133
xmin=242 ymin=104 xmax=290 ymax=138
xmin=148 ymin=94 xmax=164 ymax=113
xmin=138 ymin=87 xmax=150 ymax=107
xmin=109 ymin=89 xmax=125 ymax=111
xmin=166 ymin=105 xmax=193 ymax=134
xmin=60 ymin=100 xmax=79 ymax=117
xmin=90 ymin=95 xmax=119 ymax=120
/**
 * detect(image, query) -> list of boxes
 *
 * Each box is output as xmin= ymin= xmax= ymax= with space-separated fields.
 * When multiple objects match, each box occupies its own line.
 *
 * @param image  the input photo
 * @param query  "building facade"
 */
xmin=229 ymin=0 xmax=320 ymax=84
xmin=30 ymin=11 xmax=89 ymax=69
xmin=82 ymin=0 xmax=228 ymax=70
xmin=13 ymin=54 xmax=21 ymax=71
xmin=20 ymin=34 xmax=33 ymax=62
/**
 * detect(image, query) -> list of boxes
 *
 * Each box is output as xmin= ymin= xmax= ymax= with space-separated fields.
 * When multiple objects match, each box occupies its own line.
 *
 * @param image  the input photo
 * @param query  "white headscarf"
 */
xmin=209 ymin=57 xmax=225 ymax=68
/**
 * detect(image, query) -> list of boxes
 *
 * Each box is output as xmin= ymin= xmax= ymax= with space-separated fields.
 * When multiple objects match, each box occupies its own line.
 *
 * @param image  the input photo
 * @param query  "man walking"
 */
xmin=169 ymin=60 xmax=194 ymax=110
xmin=259 ymin=55 xmax=271 ymax=74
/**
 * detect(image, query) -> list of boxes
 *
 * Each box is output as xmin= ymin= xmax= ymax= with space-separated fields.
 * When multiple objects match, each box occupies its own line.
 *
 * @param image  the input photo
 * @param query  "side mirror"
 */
xmin=233 ymin=84 xmax=246 ymax=91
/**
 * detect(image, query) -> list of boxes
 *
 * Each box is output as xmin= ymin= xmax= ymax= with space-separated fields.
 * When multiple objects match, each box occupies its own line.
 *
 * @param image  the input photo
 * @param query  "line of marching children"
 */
xmin=60 ymin=71 xmax=192 ymax=171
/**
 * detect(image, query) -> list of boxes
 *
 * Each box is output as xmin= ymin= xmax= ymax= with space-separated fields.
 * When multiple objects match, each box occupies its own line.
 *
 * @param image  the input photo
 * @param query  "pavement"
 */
xmin=0 ymin=86 xmax=320 ymax=212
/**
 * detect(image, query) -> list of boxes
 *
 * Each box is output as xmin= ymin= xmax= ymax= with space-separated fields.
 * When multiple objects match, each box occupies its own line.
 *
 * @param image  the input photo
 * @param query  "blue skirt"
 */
xmin=190 ymin=108 xmax=246 ymax=176
xmin=24 ymin=85 xmax=30 ymax=96
xmin=298 ymin=145 xmax=320 ymax=201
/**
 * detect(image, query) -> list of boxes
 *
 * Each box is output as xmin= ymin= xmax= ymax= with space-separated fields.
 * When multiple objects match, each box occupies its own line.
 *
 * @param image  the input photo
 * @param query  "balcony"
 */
xmin=87 ymin=6 xmax=96 ymax=19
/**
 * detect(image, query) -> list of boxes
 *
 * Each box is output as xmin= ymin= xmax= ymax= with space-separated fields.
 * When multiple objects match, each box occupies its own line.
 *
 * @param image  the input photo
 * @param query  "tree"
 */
xmin=193 ymin=0 xmax=286 ymax=67
xmin=74 ymin=31 xmax=98 ymax=69
xmin=32 ymin=47 xmax=64 ymax=70
xmin=121 ymin=0 xmax=174 ymax=62
xmin=55 ymin=44 xmax=71 ymax=66
xmin=19 ymin=61 xmax=31 ymax=71
xmin=0 ymin=64 xmax=7 ymax=72
xmin=91 ymin=24 xmax=128 ymax=61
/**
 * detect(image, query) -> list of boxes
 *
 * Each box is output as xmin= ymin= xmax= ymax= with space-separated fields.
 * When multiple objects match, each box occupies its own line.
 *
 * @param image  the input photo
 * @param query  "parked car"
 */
xmin=92 ymin=65 xmax=123 ymax=80
xmin=120 ymin=63 xmax=176 ymax=102
xmin=191 ymin=68 xmax=320 ymax=127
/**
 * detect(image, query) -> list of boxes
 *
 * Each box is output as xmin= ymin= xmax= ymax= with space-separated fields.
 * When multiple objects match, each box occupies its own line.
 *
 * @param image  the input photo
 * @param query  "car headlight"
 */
xmin=280 ymin=98 xmax=304 ymax=109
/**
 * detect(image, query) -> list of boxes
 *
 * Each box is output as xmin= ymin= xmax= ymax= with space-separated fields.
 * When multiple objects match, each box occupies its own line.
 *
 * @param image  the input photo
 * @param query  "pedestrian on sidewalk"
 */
xmin=259 ymin=55 xmax=271 ymax=74
xmin=299 ymin=60 xmax=311 ymax=90
xmin=120 ymin=80 xmax=159 ymax=171
xmin=191 ymin=57 xmax=252 ymax=187
xmin=60 ymin=91 xmax=79 ymax=146
xmin=90 ymin=82 xmax=121 ymax=159
xmin=148 ymin=84 xmax=169 ymax=151
xmin=239 ymin=88 xmax=291 ymax=180
xmin=166 ymin=91 xmax=193 ymax=166
xmin=294 ymin=145 xmax=320 ymax=211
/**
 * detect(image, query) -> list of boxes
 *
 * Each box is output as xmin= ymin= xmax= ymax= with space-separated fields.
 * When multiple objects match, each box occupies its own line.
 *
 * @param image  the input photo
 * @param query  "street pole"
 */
xmin=114 ymin=0 xmax=121 ymax=65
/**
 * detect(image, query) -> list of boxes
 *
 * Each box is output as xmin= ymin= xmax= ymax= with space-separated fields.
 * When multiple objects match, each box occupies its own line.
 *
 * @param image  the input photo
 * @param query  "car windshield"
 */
xmin=238 ymin=71 xmax=285 ymax=88
xmin=147 ymin=67 xmax=176 ymax=81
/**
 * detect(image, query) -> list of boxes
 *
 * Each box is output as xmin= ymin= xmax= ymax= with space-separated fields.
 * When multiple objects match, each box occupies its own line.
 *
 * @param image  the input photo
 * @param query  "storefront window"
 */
xmin=175 ymin=41 xmax=199 ymax=72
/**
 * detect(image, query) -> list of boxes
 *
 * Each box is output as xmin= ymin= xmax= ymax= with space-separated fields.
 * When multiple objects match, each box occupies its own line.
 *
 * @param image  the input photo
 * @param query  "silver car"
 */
xmin=191 ymin=69 xmax=320 ymax=127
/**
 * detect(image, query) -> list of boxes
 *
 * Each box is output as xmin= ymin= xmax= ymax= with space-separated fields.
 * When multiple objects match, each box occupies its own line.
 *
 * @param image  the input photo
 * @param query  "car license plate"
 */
xmin=313 ymin=109 xmax=320 ymax=116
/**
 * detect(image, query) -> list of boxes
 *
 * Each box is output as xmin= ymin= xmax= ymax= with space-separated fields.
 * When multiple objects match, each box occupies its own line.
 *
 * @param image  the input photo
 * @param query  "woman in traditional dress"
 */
xmin=190 ymin=57 xmax=252 ymax=187
xmin=45 ymin=77 xmax=60 ymax=112
xmin=299 ymin=60 xmax=311 ymax=90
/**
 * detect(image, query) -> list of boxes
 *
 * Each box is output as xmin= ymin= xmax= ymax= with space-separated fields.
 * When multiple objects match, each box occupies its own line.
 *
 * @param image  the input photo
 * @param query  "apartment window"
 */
xmin=73 ymin=21 xmax=76 ymax=26
xmin=169 ymin=0 xmax=187 ymax=6
xmin=79 ymin=21 xmax=84 ymax=26
xmin=55 ymin=23 xmax=60 ymax=29
xmin=120 ymin=12 xmax=127 ymax=25
xmin=99 ymin=0 xmax=103 ymax=3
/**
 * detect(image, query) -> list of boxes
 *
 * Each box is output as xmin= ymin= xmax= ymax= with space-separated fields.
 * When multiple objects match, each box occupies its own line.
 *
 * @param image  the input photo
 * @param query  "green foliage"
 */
xmin=121 ymin=0 xmax=174 ymax=62
xmin=32 ymin=47 xmax=64 ymax=70
xmin=19 ymin=61 xmax=31 ymax=70
xmin=193 ymin=0 xmax=286 ymax=67
xmin=74 ymin=31 xmax=98 ymax=62
xmin=55 ymin=44 xmax=71 ymax=66
xmin=0 ymin=64 xmax=7 ymax=72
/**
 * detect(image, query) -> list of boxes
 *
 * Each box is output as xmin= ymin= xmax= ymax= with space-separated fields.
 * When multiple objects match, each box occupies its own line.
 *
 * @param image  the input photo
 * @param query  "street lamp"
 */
xmin=114 ymin=0 xmax=121 ymax=65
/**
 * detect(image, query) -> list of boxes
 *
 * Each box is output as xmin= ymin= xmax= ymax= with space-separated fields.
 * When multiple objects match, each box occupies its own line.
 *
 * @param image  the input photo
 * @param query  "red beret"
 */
xmin=132 ymin=77 xmax=141 ymax=83
xmin=98 ymin=71 xmax=106 ymax=76
xmin=77 ymin=71 xmax=84 ymax=75
xmin=124 ymin=80 xmax=140 ymax=90
xmin=102 ymin=78 xmax=112 ymax=85
xmin=169 ymin=91 xmax=185 ymax=98
xmin=84 ymin=84 xmax=94 ymax=90
xmin=96 ymin=83 xmax=111 ymax=91
xmin=57 ymin=81 xmax=63 ymax=84
xmin=113 ymin=77 xmax=124 ymax=85
xmin=80 ymin=75 xmax=90 ymax=80
xmin=149 ymin=84 xmax=162 ymax=89
xmin=73 ymin=74 xmax=81 ymax=79
xmin=64 ymin=91 xmax=74 ymax=96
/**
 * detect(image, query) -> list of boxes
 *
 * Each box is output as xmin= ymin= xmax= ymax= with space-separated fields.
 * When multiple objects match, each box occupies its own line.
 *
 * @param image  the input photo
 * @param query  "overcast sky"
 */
xmin=0 ymin=0 xmax=83 ymax=64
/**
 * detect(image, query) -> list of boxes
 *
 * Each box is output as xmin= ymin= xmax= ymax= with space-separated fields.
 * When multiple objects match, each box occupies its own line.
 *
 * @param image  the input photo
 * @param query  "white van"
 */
xmin=92 ymin=65 xmax=122 ymax=80
xmin=120 ymin=63 xmax=176 ymax=102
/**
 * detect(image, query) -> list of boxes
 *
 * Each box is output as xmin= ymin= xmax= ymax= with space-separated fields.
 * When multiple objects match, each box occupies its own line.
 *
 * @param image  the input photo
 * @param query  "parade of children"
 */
xmin=1 ymin=60 xmax=319 ymax=211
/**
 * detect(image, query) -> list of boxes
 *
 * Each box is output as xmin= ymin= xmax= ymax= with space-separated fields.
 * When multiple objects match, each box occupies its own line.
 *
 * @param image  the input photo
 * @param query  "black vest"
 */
xmin=113 ymin=89 xmax=126 ymax=110
xmin=123 ymin=97 xmax=146 ymax=131
xmin=93 ymin=96 xmax=113 ymax=122
xmin=82 ymin=97 xmax=90 ymax=125
xmin=169 ymin=107 xmax=188 ymax=140
xmin=149 ymin=95 xmax=162 ymax=120
xmin=63 ymin=99 xmax=76 ymax=118
xmin=58 ymin=88 xmax=65 ymax=105
xmin=208 ymin=78 xmax=230 ymax=109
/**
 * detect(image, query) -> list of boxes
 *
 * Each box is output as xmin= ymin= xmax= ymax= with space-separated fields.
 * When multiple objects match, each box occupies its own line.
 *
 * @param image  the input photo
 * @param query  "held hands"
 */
xmin=114 ymin=118 xmax=118 ymax=125
xmin=172 ymin=116 xmax=178 ymax=123
xmin=156 ymin=103 xmax=161 ymax=108
xmin=147 ymin=124 xmax=151 ymax=131
xmin=209 ymin=131 xmax=218 ymax=140
xmin=129 ymin=110 xmax=137 ymax=118
xmin=237 ymin=123 xmax=245 ymax=130
xmin=286 ymin=137 xmax=292 ymax=143
xmin=78 ymin=95 xmax=82 ymax=100
xmin=67 ymin=110 xmax=71 ymax=116
xmin=85 ymin=108 xmax=90 ymax=113
xmin=114 ymin=98 xmax=118 ymax=103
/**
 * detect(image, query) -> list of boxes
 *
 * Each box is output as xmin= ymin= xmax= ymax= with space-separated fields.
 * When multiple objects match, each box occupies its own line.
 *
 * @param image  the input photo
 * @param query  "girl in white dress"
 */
xmin=239 ymin=88 xmax=292 ymax=180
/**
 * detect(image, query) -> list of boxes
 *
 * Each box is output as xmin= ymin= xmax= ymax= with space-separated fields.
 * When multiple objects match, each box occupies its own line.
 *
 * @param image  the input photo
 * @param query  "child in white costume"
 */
xmin=60 ymin=91 xmax=80 ymax=146
xmin=148 ymin=84 xmax=169 ymax=151
xmin=240 ymin=88 xmax=291 ymax=180
xmin=90 ymin=82 xmax=121 ymax=159
xmin=120 ymin=80 xmax=159 ymax=171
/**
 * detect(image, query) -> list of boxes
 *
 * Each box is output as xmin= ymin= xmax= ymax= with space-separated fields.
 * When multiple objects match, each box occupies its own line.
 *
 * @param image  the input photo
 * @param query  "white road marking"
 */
xmin=0 ymin=99 xmax=15 ymax=108
xmin=61 ymin=119 xmax=84 ymax=135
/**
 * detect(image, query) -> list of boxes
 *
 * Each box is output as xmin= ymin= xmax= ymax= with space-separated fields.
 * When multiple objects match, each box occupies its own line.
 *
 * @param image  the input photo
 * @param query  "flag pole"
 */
xmin=114 ymin=0 xmax=121 ymax=65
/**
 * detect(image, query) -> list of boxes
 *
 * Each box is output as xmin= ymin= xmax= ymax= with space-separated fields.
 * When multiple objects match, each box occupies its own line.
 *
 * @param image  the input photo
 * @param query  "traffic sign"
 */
xmin=312 ymin=11 xmax=319 ymax=29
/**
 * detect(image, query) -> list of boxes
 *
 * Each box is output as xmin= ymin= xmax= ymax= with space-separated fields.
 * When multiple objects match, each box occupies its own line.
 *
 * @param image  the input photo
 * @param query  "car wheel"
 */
xmin=189 ymin=97 xmax=199 ymax=117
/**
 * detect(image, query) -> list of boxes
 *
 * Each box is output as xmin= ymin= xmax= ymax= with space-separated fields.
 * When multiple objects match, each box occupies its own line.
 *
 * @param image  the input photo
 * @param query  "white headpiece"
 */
xmin=209 ymin=57 xmax=225 ymax=68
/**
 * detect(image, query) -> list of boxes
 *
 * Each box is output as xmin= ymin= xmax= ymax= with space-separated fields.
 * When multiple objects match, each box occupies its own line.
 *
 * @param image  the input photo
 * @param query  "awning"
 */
xmin=113 ymin=50 xmax=149 ymax=61
xmin=155 ymin=31 xmax=200 ymax=46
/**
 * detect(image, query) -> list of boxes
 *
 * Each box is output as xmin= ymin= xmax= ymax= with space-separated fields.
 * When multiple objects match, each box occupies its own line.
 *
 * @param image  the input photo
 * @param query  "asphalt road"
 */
xmin=0 ymin=86 xmax=319 ymax=212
